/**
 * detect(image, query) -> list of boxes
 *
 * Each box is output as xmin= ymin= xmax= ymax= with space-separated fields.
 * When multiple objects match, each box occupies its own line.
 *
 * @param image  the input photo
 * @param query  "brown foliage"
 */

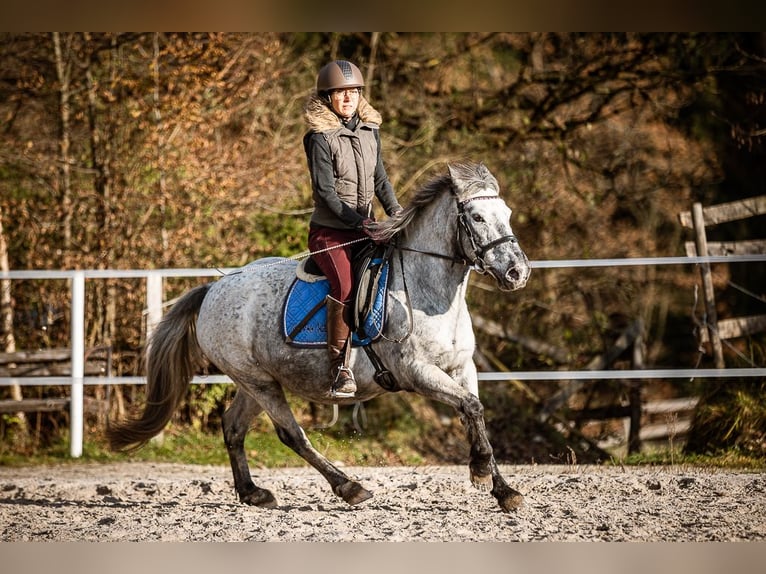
xmin=2 ymin=31 xmax=764 ymax=359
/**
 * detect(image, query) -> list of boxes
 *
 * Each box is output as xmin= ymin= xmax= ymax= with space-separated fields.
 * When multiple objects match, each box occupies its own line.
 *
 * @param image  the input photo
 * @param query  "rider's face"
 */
xmin=330 ymin=88 xmax=360 ymax=119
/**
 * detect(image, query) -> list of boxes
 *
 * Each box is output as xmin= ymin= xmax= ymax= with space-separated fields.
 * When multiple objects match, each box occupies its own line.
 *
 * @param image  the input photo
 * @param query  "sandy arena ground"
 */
xmin=1 ymin=462 xmax=764 ymax=542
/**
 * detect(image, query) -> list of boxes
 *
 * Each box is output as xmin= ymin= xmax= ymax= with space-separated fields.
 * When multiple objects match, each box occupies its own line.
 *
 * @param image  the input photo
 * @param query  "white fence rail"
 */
xmin=2 ymin=253 xmax=766 ymax=457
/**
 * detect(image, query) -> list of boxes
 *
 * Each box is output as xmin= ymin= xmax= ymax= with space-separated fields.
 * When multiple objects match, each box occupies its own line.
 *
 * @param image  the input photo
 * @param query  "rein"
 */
xmin=394 ymin=244 xmax=469 ymax=266
xmin=221 ymin=237 xmax=369 ymax=276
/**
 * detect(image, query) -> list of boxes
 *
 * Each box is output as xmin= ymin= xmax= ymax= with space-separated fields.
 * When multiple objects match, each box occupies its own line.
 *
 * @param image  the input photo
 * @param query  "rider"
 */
xmin=303 ymin=59 xmax=403 ymax=397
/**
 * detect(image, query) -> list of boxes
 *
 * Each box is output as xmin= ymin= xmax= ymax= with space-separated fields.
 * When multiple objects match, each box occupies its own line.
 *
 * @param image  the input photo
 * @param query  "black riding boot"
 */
xmin=326 ymin=296 xmax=356 ymax=397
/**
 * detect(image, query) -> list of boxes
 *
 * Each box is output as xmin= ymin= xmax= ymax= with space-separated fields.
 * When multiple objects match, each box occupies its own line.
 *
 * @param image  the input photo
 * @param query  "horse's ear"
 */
xmin=447 ymin=164 xmax=463 ymax=195
xmin=478 ymin=162 xmax=499 ymax=191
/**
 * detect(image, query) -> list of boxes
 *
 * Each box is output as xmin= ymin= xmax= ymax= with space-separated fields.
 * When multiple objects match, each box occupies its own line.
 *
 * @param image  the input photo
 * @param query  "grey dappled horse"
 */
xmin=107 ymin=163 xmax=531 ymax=512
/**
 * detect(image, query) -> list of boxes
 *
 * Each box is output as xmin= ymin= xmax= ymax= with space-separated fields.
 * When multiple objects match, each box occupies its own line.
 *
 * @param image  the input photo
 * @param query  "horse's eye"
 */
xmin=472 ymin=213 xmax=484 ymax=223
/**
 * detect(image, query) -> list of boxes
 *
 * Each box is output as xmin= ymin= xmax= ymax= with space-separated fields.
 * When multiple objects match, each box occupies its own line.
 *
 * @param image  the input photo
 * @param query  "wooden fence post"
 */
xmin=691 ymin=202 xmax=725 ymax=369
xmin=145 ymin=273 xmax=164 ymax=446
xmin=146 ymin=274 xmax=163 ymax=342
xmin=627 ymin=319 xmax=645 ymax=454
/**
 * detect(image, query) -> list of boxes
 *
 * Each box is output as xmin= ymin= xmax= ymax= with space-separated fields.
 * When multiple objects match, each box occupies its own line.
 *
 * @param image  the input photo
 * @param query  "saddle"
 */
xmin=282 ymin=242 xmax=393 ymax=348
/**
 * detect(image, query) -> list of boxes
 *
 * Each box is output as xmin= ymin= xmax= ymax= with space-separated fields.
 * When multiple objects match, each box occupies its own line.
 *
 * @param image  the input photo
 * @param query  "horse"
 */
xmin=107 ymin=162 xmax=531 ymax=512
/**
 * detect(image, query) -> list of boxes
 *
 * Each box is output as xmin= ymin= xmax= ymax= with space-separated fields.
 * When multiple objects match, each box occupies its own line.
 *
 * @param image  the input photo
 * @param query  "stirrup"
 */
xmin=331 ymin=367 xmax=357 ymax=398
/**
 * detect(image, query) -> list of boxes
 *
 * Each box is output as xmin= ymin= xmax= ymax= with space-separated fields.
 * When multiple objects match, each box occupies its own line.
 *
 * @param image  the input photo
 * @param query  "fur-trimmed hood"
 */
xmin=303 ymin=92 xmax=383 ymax=133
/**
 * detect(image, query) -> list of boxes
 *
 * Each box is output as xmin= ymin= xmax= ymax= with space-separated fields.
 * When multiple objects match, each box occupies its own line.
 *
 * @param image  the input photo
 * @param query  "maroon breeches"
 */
xmin=308 ymin=226 xmax=368 ymax=303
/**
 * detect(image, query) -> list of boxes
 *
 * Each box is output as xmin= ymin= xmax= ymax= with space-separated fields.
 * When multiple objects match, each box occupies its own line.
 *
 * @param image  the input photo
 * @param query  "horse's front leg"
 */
xmin=409 ymin=363 xmax=524 ymax=512
xmin=458 ymin=385 xmax=524 ymax=512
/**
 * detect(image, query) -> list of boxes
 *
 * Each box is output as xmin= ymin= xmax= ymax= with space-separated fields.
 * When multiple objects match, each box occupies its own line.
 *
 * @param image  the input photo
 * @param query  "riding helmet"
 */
xmin=316 ymin=60 xmax=365 ymax=93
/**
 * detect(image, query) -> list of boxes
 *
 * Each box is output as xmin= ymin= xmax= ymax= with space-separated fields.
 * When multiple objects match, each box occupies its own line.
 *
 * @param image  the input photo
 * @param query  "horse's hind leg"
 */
xmin=259 ymin=383 xmax=372 ymax=506
xmin=222 ymin=389 xmax=277 ymax=508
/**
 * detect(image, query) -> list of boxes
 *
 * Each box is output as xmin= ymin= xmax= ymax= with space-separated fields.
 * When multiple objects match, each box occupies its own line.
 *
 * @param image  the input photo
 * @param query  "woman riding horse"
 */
xmin=303 ymin=59 xmax=403 ymax=398
xmin=107 ymin=162 xmax=531 ymax=512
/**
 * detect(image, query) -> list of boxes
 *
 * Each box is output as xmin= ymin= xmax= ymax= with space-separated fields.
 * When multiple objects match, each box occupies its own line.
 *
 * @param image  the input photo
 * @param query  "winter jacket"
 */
xmin=303 ymin=92 xmax=401 ymax=230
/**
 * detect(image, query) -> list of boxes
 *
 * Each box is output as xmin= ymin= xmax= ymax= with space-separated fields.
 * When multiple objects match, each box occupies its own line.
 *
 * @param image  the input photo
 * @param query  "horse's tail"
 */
xmin=106 ymin=283 xmax=211 ymax=452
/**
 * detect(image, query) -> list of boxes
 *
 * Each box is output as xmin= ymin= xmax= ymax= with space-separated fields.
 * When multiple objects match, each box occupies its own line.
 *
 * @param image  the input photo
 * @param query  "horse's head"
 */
xmin=376 ymin=162 xmax=530 ymax=292
xmin=450 ymin=163 xmax=531 ymax=292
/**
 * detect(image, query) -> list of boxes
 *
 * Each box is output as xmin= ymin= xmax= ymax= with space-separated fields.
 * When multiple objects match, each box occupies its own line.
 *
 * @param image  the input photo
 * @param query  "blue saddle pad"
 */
xmin=282 ymin=260 xmax=389 ymax=348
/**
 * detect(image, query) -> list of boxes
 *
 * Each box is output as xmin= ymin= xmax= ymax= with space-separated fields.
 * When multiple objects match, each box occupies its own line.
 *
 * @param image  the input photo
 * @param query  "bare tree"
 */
xmin=0 ymin=203 xmax=27 ymax=439
xmin=51 ymin=32 xmax=73 ymax=257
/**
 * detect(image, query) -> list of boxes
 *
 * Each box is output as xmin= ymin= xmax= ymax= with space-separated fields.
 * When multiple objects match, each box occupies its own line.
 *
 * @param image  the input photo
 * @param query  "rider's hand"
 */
xmin=361 ymin=218 xmax=384 ymax=244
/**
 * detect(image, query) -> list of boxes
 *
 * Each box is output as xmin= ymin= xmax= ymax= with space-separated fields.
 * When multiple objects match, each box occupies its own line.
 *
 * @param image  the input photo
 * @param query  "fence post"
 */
xmin=145 ymin=273 xmax=164 ymax=446
xmin=692 ymin=202 xmax=725 ymax=369
xmin=146 ymin=273 xmax=163 ymax=341
xmin=70 ymin=271 xmax=85 ymax=457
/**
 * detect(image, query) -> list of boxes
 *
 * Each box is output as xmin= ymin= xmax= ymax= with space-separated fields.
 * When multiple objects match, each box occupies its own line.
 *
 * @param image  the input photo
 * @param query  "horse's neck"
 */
xmin=400 ymin=195 xmax=470 ymax=305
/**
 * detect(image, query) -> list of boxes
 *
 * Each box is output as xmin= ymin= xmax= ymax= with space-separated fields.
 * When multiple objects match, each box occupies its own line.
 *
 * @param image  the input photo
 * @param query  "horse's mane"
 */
xmin=375 ymin=163 xmax=498 ymax=242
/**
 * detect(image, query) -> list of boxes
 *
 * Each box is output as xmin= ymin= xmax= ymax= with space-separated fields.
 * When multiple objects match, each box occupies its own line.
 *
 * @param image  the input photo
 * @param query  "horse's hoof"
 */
xmin=335 ymin=481 xmax=373 ymax=506
xmin=496 ymin=490 xmax=524 ymax=512
xmin=470 ymin=472 xmax=493 ymax=492
xmin=240 ymin=488 xmax=278 ymax=509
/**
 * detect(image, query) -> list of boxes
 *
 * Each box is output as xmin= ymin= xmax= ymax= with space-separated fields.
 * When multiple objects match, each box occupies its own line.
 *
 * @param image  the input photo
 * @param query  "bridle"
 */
xmin=456 ymin=194 xmax=519 ymax=274
xmin=397 ymin=194 xmax=518 ymax=273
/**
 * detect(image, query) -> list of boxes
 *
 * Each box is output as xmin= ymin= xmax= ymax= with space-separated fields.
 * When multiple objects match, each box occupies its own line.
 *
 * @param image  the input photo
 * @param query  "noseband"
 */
xmin=456 ymin=195 xmax=518 ymax=273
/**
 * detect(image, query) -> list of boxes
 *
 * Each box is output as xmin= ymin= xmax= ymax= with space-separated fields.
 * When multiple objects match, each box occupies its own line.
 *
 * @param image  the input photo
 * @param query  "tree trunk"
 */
xmin=0 ymin=204 xmax=28 ymax=439
xmin=52 ymin=32 xmax=73 ymax=257
xmin=153 ymin=33 xmax=170 ymax=265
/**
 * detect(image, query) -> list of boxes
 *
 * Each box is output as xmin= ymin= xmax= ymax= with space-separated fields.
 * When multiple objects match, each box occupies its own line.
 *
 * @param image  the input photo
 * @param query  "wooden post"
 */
xmin=692 ymin=202 xmax=725 ymax=369
xmin=145 ymin=274 xmax=163 ymax=342
xmin=627 ymin=318 xmax=645 ymax=455
xmin=145 ymin=273 xmax=164 ymax=446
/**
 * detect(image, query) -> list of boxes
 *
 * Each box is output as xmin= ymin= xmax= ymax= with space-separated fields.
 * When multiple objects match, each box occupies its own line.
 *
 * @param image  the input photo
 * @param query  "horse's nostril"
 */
xmin=506 ymin=268 xmax=520 ymax=281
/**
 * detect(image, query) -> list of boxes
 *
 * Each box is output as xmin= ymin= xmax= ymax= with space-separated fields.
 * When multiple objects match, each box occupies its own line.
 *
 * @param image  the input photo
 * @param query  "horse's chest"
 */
xmin=410 ymin=310 xmax=474 ymax=363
